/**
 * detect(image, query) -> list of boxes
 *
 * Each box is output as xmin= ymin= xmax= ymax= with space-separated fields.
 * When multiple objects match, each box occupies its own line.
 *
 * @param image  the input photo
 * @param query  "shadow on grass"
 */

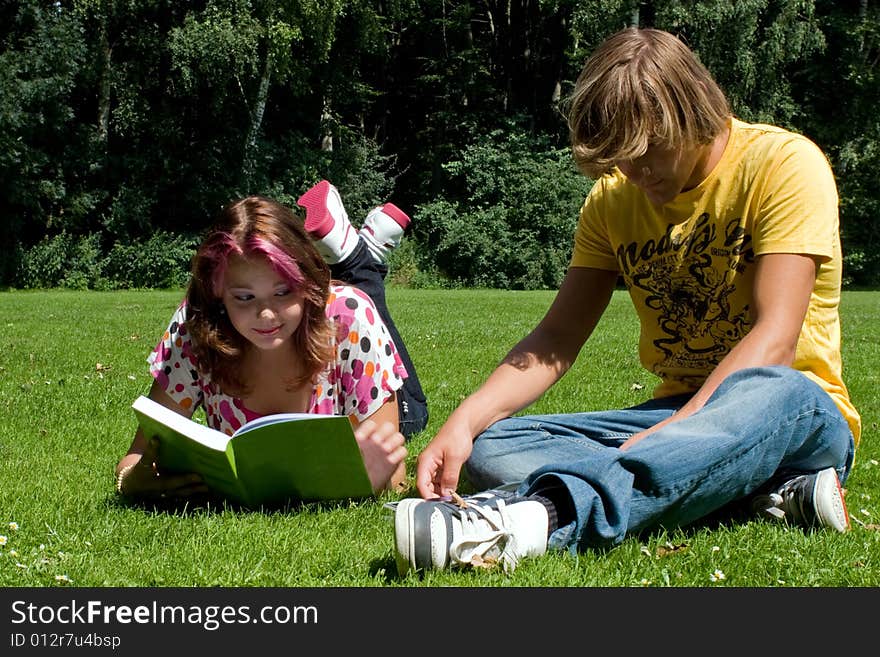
xmin=628 ymin=497 xmax=769 ymax=548
xmin=368 ymin=554 xmax=402 ymax=583
xmin=105 ymin=493 xmax=378 ymax=516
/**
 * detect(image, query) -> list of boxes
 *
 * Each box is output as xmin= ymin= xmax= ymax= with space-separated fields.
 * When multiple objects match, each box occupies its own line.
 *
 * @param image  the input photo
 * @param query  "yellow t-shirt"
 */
xmin=571 ymin=118 xmax=861 ymax=445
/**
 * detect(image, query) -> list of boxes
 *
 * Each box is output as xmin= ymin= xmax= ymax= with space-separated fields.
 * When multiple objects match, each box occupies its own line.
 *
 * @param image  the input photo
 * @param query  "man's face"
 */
xmin=615 ymin=144 xmax=702 ymax=206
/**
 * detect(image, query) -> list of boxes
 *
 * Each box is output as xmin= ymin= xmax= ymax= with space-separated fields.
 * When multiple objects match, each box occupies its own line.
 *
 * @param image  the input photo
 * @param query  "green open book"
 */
xmin=131 ymin=395 xmax=374 ymax=507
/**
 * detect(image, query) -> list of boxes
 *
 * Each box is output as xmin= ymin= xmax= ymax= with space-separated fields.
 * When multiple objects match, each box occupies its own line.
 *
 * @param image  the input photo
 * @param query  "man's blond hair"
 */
xmin=567 ymin=28 xmax=730 ymax=178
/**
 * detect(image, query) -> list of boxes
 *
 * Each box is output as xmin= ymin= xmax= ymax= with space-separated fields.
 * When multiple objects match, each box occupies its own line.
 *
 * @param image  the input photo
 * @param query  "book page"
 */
xmin=233 ymin=412 xmax=318 ymax=436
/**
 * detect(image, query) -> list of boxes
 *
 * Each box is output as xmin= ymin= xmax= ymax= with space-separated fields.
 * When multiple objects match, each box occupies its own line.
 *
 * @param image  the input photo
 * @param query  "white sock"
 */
xmin=359 ymin=202 xmax=410 ymax=263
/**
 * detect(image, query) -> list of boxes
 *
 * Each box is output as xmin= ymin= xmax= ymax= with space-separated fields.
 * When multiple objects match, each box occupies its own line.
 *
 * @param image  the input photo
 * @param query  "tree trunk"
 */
xmin=97 ymin=19 xmax=111 ymax=146
xmin=321 ymin=96 xmax=333 ymax=152
xmin=242 ymin=49 xmax=272 ymax=185
xmin=630 ymin=3 xmax=640 ymax=28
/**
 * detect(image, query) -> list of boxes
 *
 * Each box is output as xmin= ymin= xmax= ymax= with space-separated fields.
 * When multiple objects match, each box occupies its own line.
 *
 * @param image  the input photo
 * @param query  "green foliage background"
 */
xmin=2 ymin=0 xmax=879 ymax=288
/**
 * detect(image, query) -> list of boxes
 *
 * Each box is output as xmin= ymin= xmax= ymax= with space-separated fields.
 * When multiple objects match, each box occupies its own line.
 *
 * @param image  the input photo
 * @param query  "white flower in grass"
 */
xmin=640 ymin=578 xmax=652 ymax=587
xmin=39 ymin=544 xmax=45 ymax=551
xmin=0 ymin=536 xmax=6 ymax=546
xmin=9 ymin=549 xmax=18 ymax=557
xmin=709 ymin=569 xmax=726 ymax=582
xmin=8 ymin=522 xmax=18 ymax=531
xmin=55 ymin=574 xmax=72 ymax=583
xmin=711 ymin=545 xmax=720 ymax=553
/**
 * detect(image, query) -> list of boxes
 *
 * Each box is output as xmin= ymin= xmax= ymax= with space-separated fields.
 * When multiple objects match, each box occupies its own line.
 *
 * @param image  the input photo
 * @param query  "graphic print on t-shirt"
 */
xmin=619 ymin=213 xmax=755 ymax=386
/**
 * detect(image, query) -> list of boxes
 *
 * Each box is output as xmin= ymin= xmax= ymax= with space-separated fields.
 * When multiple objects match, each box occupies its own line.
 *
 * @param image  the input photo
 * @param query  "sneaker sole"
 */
xmin=393 ymin=498 xmax=418 ymax=576
xmin=813 ymin=467 xmax=850 ymax=533
xmin=297 ymin=180 xmax=336 ymax=238
xmin=376 ymin=203 xmax=410 ymax=229
xmin=394 ymin=498 xmax=453 ymax=575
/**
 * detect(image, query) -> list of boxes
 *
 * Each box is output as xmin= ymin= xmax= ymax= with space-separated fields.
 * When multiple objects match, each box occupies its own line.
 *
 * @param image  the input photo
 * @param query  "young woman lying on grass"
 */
xmin=115 ymin=183 xmax=428 ymax=501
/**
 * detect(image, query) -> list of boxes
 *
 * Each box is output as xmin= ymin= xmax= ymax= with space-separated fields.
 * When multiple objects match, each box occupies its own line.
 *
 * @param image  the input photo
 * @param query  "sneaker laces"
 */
xmin=448 ymin=499 xmax=521 ymax=573
xmin=753 ymin=492 xmax=786 ymax=519
xmin=751 ymin=475 xmax=811 ymax=524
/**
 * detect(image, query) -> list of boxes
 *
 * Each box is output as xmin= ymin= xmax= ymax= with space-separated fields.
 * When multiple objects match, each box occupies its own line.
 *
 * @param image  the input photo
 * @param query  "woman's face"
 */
xmin=221 ymin=254 xmax=306 ymax=352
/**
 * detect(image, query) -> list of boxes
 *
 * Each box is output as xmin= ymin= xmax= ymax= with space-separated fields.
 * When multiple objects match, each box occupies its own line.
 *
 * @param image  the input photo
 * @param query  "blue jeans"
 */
xmin=330 ymin=239 xmax=428 ymax=438
xmin=465 ymin=366 xmax=854 ymax=552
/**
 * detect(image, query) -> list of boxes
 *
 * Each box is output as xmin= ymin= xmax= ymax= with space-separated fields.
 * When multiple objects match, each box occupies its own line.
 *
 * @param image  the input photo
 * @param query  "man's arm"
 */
xmin=620 ymin=251 xmax=818 ymax=449
xmin=416 ymin=266 xmax=618 ymax=497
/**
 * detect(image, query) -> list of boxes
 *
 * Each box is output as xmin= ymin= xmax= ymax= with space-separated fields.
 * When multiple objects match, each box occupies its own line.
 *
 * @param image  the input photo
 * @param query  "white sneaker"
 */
xmin=751 ymin=467 xmax=850 ymax=533
xmin=394 ymin=493 xmax=548 ymax=575
xmin=359 ymin=202 xmax=410 ymax=263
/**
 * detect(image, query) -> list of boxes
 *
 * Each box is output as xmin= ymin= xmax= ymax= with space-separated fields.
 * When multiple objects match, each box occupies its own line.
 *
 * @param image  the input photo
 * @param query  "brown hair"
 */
xmin=567 ymin=28 xmax=731 ymax=178
xmin=185 ymin=196 xmax=334 ymax=394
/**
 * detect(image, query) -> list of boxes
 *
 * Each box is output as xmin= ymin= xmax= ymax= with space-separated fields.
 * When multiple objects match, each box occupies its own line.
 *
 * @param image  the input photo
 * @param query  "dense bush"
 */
xmin=16 ymin=232 xmax=102 ymax=290
xmin=413 ymin=128 xmax=591 ymax=289
xmin=101 ymin=232 xmax=200 ymax=289
xmin=836 ymin=134 xmax=880 ymax=287
xmin=16 ymin=231 xmax=198 ymax=290
xmin=13 ymin=124 xmax=587 ymax=290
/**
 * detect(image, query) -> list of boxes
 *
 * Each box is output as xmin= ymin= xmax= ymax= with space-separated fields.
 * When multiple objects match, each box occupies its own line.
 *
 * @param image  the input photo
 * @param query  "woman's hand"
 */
xmin=354 ymin=419 xmax=408 ymax=493
xmin=116 ymin=438 xmax=209 ymax=500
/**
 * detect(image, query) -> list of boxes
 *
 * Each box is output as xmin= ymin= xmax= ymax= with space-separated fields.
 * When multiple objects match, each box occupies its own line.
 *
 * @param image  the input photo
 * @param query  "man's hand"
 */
xmin=415 ymin=422 xmax=474 ymax=499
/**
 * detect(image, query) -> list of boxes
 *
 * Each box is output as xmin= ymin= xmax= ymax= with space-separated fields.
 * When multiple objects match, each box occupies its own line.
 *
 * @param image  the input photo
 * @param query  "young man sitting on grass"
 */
xmin=390 ymin=27 xmax=860 ymax=575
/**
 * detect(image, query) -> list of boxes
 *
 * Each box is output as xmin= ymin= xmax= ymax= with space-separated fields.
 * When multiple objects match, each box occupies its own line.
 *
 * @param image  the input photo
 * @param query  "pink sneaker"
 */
xmin=297 ymin=180 xmax=357 ymax=263
xmin=375 ymin=202 xmax=410 ymax=230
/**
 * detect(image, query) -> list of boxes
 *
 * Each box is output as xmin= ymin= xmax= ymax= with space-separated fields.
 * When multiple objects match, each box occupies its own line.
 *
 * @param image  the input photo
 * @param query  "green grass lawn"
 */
xmin=0 ymin=288 xmax=877 ymax=587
